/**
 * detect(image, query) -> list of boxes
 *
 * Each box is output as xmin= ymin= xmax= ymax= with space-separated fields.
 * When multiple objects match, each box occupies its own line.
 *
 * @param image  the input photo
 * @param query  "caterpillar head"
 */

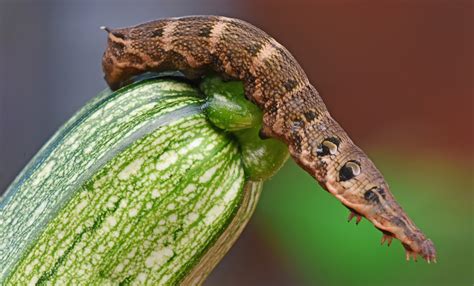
xmin=315 ymin=131 xmax=436 ymax=263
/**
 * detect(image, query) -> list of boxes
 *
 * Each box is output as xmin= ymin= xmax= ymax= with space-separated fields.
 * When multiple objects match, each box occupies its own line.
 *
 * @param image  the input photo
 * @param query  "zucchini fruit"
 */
xmin=0 ymin=78 xmax=281 ymax=285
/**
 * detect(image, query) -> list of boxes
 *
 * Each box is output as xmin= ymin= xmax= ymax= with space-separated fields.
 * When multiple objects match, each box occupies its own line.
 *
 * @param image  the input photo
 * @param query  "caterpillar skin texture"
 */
xmin=102 ymin=16 xmax=436 ymax=262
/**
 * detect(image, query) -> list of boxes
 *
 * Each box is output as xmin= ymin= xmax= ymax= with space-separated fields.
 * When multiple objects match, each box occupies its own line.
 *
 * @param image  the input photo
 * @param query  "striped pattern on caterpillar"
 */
xmin=102 ymin=15 xmax=436 ymax=263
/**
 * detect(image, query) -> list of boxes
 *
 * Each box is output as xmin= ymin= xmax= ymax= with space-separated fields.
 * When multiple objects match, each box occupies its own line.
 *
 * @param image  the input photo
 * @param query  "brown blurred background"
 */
xmin=1 ymin=0 xmax=472 ymax=285
xmin=240 ymin=0 xmax=473 ymax=161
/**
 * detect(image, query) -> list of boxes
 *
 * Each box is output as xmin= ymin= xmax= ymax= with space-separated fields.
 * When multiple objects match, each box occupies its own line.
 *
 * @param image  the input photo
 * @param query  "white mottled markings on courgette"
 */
xmin=155 ymin=151 xmax=179 ymax=171
xmin=145 ymin=247 xmax=174 ymax=269
xmin=118 ymin=158 xmax=144 ymax=180
xmin=183 ymin=184 xmax=197 ymax=194
xmin=199 ymin=165 xmax=219 ymax=183
xmin=180 ymin=181 xmax=263 ymax=285
xmin=2 ymin=80 xmax=247 ymax=285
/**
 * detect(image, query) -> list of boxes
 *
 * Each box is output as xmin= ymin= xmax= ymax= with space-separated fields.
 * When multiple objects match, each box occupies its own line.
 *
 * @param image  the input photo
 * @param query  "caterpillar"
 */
xmin=102 ymin=15 xmax=436 ymax=263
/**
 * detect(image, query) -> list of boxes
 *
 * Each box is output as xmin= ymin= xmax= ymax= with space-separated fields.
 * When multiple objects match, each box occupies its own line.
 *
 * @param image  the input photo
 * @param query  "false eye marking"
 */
xmin=316 ymin=137 xmax=340 ymax=156
xmin=339 ymin=160 xmax=361 ymax=181
xmin=375 ymin=187 xmax=387 ymax=199
xmin=364 ymin=187 xmax=380 ymax=203
xmin=303 ymin=110 xmax=318 ymax=121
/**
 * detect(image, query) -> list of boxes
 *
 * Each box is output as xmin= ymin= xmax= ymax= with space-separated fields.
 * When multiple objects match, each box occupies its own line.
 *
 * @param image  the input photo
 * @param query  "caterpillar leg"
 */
xmin=347 ymin=211 xmax=363 ymax=225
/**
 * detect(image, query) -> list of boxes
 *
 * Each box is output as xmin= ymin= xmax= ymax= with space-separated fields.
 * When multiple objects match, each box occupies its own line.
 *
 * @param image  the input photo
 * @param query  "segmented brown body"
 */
xmin=102 ymin=15 xmax=436 ymax=262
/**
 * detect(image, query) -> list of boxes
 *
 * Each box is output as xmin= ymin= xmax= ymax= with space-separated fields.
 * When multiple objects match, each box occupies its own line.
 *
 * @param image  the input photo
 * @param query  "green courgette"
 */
xmin=0 ymin=77 xmax=286 ymax=285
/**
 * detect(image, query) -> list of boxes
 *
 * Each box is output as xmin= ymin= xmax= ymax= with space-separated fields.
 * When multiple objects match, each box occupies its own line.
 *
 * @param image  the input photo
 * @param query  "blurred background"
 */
xmin=0 ymin=0 xmax=472 ymax=285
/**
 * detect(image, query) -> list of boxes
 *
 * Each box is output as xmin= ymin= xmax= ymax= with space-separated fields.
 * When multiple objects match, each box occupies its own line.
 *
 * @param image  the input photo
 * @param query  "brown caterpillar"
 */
xmin=102 ymin=15 xmax=436 ymax=263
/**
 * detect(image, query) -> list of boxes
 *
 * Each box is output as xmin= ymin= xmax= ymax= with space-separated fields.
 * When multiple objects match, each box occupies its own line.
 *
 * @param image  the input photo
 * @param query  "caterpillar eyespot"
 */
xmin=364 ymin=188 xmax=380 ymax=204
xmin=316 ymin=137 xmax=340 ymax=156
xmin=339 ymin=160 xmax=361 ymax=181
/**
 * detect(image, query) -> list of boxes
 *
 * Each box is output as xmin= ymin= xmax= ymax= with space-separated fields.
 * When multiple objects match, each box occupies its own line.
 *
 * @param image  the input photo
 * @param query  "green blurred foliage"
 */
xmin=256 ymin=151 xmax=473 ymax=286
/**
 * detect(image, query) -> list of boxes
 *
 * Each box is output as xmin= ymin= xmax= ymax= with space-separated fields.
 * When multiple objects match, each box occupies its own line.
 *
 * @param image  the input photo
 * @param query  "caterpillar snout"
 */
xmin=369 ymin=210 xmax=437 ymax=263
xmin=420 ymin=239 xmax=437 ymax=263
xmin=401 ymin=237 xmax=437 ymax=263
xmin=342 ymin=181 xmax=437 ymax=263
